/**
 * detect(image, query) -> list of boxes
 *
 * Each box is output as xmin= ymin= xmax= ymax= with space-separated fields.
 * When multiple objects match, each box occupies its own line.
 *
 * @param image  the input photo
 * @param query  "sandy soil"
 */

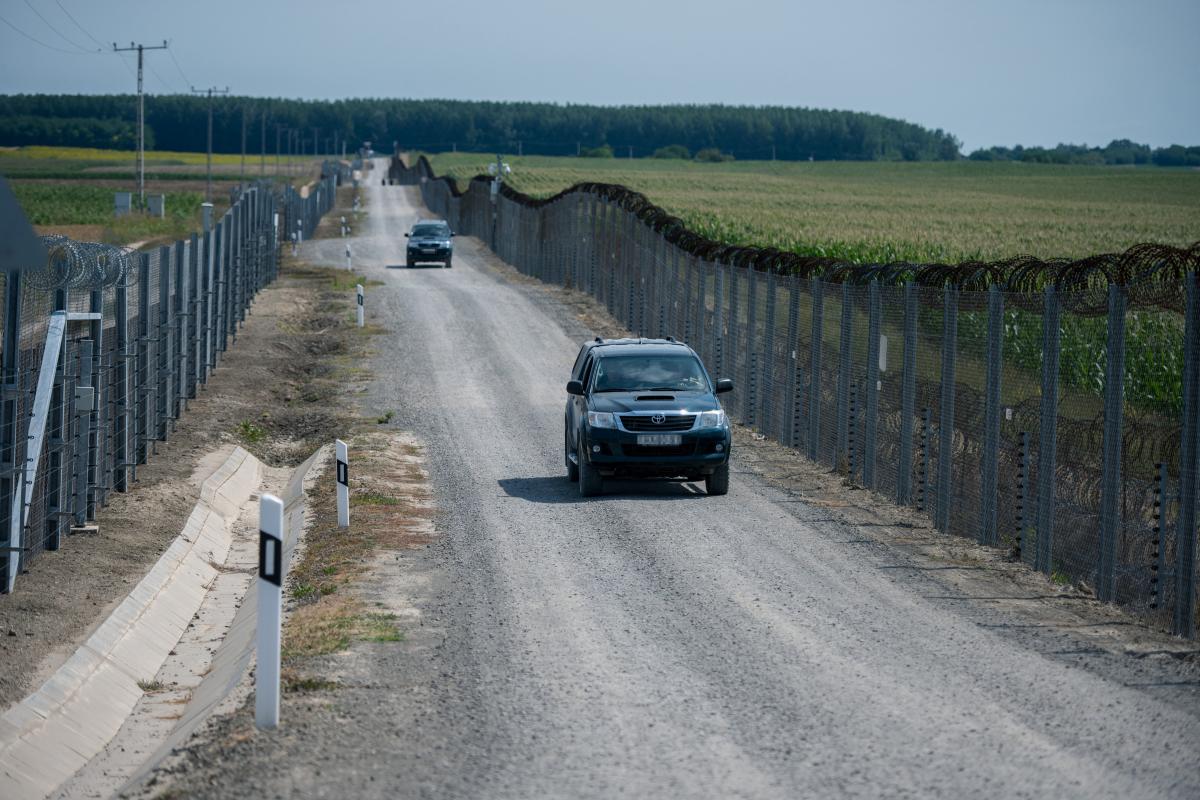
xmin=0 ymin=225 xmax=363 ymax=713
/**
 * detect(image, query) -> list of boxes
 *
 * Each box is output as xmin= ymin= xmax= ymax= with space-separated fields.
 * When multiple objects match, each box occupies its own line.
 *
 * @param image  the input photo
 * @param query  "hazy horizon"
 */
xmin=2 ymin=0 xmax=1196 ymax=153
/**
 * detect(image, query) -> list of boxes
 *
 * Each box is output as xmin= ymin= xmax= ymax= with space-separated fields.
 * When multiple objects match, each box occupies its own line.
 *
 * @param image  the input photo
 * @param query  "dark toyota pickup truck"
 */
xmin=564 ymin=337 xmax=733 ymax=497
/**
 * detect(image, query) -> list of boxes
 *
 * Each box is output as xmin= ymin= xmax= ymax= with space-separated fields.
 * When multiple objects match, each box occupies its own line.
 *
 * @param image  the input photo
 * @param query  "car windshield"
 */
xmin=592 ymin=354 xmax=708 ymax=392
xmin=412 ymin=225 xmax=447 ymax=237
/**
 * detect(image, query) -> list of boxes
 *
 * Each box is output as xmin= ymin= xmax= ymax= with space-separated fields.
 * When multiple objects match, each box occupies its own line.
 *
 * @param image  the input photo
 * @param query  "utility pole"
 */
xmin=260 ymin=110 xmax=267 ymax=176
xmin=113 ymin=40 xmax=168 ymax=208
xmin=313 ymin=128 xmax=319 ymax=160
xmin=191 ymin=85 xmax=229 ymax=203
xmin=274 ymin=124 xmax=283 ymax=175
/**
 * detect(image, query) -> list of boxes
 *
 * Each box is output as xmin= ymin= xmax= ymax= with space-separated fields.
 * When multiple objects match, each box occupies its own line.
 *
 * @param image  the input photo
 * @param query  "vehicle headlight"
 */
xmin=698 ymin=410 xmax=727 ymax=429
xmin=587 ymin=411 xmax=616 ymax=429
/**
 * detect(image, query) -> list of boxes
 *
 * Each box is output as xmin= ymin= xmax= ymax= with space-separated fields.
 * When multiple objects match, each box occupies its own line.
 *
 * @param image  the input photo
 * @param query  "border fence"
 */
xmin=0 ymin=168 xmax=339 ymax=594
xmin=391 ymin=154 xmax=1200 ymax=637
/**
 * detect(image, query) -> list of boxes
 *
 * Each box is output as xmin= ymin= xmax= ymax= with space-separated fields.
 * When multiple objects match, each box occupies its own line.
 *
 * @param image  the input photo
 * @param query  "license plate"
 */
xmin=637 ymin=434 xmax=681 ymax=446
xmin=421 ymin=248 xmax=435 ymax=253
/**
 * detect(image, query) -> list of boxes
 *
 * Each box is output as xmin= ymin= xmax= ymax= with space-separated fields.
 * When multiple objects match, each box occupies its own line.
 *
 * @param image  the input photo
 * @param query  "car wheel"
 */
xmin=444 ymin=256 xmax=452 ymax=268
xmin=565 ymin=430 xmax=579 ymax=482
xmin=405 ymin=259 xmax=413 ymax=268
xmin=705 ymin=462 xmax=729 ymax=496
xmin=579 ymin=451 xmax=603 ymax=497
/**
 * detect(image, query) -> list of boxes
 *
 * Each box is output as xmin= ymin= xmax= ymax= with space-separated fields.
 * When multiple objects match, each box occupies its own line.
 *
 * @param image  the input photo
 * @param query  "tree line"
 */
xmin=0 ymin=94 xmax=961 ymax=161
xmin=968 ymin=139 xmax=1200 ymax=167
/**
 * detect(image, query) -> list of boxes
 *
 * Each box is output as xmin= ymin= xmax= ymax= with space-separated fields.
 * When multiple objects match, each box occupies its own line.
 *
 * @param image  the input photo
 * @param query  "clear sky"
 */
xmin=1 ymin=0 xmax=1196 ymax=152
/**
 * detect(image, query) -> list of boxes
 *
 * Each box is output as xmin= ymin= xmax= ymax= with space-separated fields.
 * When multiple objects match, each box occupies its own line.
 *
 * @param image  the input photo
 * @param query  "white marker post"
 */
xmin=340 ymin=215 xmax=347 ymax=237
xmin=345 ymin=243 xmax=352 ymax=271
xmin=296 ymin=218 xmax=303 ymax=245
xmin=356 ymin=284 xmax=364 ymax=327
xmin=336 ymin=439 xmax=349 ymax=528
xmin=256 ymin=493 xmax=284 ymax=730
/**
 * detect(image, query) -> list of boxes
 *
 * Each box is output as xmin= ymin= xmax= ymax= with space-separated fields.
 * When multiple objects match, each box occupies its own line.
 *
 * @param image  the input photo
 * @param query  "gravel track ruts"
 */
xmin=158 ymin=167 xmax=1200 ymax=800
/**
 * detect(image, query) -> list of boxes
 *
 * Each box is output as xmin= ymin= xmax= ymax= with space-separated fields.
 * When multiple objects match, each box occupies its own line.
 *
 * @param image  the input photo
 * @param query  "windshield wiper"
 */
xmin=593 ymin=387 xmax=634 ymax=393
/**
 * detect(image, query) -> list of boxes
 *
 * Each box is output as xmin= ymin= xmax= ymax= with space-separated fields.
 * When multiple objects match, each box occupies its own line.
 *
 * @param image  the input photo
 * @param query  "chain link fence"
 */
xmin=0 ymin=169 xmax=340 ymax=594
xmin=393 ymin=154 xmax=1200 ymax=638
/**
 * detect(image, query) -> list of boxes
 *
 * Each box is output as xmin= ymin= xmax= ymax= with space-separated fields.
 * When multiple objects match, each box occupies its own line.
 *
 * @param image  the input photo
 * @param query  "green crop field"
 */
xmin=421 ymin=153 xmax=1200 ymax=264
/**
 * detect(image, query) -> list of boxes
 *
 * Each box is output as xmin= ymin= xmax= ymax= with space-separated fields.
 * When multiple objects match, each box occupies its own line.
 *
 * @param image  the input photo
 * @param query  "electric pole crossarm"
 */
xmin=190 ymin=86 xmax=231 ymax=203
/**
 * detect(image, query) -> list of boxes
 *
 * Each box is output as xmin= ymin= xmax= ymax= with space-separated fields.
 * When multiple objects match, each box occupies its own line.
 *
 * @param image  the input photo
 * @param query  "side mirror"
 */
xmin=715 ymin=379 xmax=734 ymax=394
xmin=566 ymin=380 xmax=584 ymax=396
xmin=403 ymin=232 xmax=410 ymax=237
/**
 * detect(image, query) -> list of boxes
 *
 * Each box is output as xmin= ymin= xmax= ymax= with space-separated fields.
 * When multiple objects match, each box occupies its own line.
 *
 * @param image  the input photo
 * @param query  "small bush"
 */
xmin=580 ymin=144 xmax=614 ymax=159
xmin=695 ymin=148 xmax=735 ymax=163
xmin=652 ymin=144 xmax=690 ymax=159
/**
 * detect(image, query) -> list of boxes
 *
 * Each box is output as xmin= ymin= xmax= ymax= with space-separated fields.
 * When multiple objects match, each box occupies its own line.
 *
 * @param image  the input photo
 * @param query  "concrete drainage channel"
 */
xmin=0 ymin=445 xmax=328 ymax=800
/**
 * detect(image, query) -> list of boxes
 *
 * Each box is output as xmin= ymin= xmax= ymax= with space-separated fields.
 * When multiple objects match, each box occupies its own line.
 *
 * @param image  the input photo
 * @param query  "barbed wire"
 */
xmin=398 ymin=155 xmax=1198 ymax=315
xmin=24 ymin=235 xmax=137 ymax=291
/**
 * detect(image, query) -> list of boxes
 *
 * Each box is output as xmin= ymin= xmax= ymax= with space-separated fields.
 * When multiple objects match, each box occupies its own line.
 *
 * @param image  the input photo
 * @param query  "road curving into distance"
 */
xmin=269 ymin=165 xmax=1200 ymax=800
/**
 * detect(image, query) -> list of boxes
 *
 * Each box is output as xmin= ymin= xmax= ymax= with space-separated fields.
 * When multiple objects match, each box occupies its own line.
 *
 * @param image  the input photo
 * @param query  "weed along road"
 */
xmin=229 ymin=167 xmax=1199 ymax=800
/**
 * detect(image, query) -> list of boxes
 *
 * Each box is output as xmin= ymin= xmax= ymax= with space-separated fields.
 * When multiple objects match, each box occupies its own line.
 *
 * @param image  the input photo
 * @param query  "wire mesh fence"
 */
xmin=0 ymin=171 xmax=339 ymax=594
xmin=395 ymin=153 xmax=1200 ymax=637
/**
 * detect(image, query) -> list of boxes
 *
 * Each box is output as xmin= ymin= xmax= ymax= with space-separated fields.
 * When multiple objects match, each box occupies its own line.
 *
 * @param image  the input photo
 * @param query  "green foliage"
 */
xmin=0 ymin=114 xmax=144 ymax=149
xmin=694 ymin=147 xmax=734 ymax=163
xmin=580 ymin=144 xmax=613 ymax=158
xmin=0 ymin=94 xmax=963 ymax=162
xmin=235 ymin=420 xmax=266 ymax=444
xmin=425 ymin=153 xmax=1200 ymax=263
xmin=968 ymin=139 xmax=1200 ymax=167
xmin=11 ymin=183 xmax=202 ymax=225
xmin=652 ymin=144 xmax=690 ymax=159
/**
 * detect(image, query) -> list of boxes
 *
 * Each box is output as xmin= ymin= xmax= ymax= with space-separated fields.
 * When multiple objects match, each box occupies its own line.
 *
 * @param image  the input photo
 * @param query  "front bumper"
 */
xmin=582 ymin=426 xmax=730 ymax=477
xmin=407 ymin=247 xmax=451 ymax=261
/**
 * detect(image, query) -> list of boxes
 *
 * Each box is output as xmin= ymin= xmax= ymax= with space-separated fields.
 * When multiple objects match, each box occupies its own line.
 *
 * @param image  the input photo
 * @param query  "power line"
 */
xmin=166 ymin=44 xmax=192 ymax=88
xmin=147 ymin=62 xmax=179 ymax=93
xmin=23 ymin=0 xmax=96 ymax=52
xmin=0 ymin=12 xmax=86 ymax=54
xmin=54 ymin=0 xmax=107 ymax=50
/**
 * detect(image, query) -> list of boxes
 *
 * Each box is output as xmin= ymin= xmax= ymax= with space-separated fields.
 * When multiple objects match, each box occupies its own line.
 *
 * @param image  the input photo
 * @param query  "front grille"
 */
xmin=624 ymin=442 xmax=696 ymax=457
xmin=620 ymin=414 xmax=696 ymax=432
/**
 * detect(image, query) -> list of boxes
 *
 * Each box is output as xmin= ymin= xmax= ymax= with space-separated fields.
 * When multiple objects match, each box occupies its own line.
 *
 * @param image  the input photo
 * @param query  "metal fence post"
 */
xmin=897 ymin=282 xmax=918 ymax=504
xmin=980 ymin=285 xmax=1004 ymax=546
xmin=135 ymin=253 xmax=151 ymax=470
xmin=936 ymin=285 xmax=958 ymax=533
xmin=157 ymin=245 xmax=172 ymax=441
xmin=864 ymin=280 xmax=881 ymax=490
xmin=763 ymin=270 xmax=778 ymax=439
xmin=86 ymin=289 xmax=103 ymax=516
xmin=0 ymin=268 xmax=21 ymax=591
xmin=836 ymin=283 xmax=853 ymax=465
xmin=1174 ymin=271 xmax=1198 ymax=636
xmin=807 ymin=277 xmax=824 ymax=462
xmin=1097 ymin=283 xmax=1127 ymax=602
xmin=1035 ymin=285 xmax=1061 ymax=574
xmin=785 ymin=275 xmax=801 ymax=449
xmin=113 ymin=277 xmax=129 ymax=493
xmin=714 ymin=265 xmax=726 ymax=379
xmin=73 ymin=339 xmax=93 ymax=525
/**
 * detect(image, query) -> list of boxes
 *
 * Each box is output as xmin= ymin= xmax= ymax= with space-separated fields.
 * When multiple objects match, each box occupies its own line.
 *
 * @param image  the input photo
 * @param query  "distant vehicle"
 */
xmin=564 ymin=337 xmax=733 ymax=497
xmin=405 ymin=219 xmax=454 ymax=267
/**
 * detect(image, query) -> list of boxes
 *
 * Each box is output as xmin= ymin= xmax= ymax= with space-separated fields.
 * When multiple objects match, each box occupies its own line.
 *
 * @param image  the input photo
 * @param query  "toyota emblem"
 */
xmin=651 ymin=414 xmax=666 ymax=425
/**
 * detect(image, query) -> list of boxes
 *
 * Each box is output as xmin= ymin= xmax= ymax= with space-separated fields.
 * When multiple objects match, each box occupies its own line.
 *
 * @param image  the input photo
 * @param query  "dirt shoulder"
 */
xmin=471 ymin=238 xmax=1200 ymax=662
xmin=0 ymin=227 xmax=367 ymax=713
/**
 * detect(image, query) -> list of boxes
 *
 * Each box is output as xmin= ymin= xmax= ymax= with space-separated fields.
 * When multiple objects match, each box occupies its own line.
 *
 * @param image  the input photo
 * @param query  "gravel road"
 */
xmin=175 ymin=169 xmax=1200 ymax=800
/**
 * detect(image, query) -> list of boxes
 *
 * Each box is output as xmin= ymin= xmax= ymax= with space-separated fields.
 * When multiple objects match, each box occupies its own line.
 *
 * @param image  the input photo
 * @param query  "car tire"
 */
xmin=705 ymin=462 xmax=729 ymax=496
xmin=565 ymin=430 xmax=579 ymax=482
xmin=405 ymin=259 xmax=413 ymax=268
xmin=579 ymin=453 xmax=603 ymax=497
xmin=444 ymin=256 xmax=452 ymax=268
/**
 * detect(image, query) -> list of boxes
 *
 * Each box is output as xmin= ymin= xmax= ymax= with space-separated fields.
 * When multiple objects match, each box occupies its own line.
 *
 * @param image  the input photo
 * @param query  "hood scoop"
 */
xmin=635 ymin=395 xmax=675 ymax=401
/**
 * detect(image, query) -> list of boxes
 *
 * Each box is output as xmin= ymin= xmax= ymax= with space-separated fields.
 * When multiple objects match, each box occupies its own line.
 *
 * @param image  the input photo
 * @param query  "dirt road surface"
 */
xmin=154 ymin=168 xmax=1200 ymax=800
